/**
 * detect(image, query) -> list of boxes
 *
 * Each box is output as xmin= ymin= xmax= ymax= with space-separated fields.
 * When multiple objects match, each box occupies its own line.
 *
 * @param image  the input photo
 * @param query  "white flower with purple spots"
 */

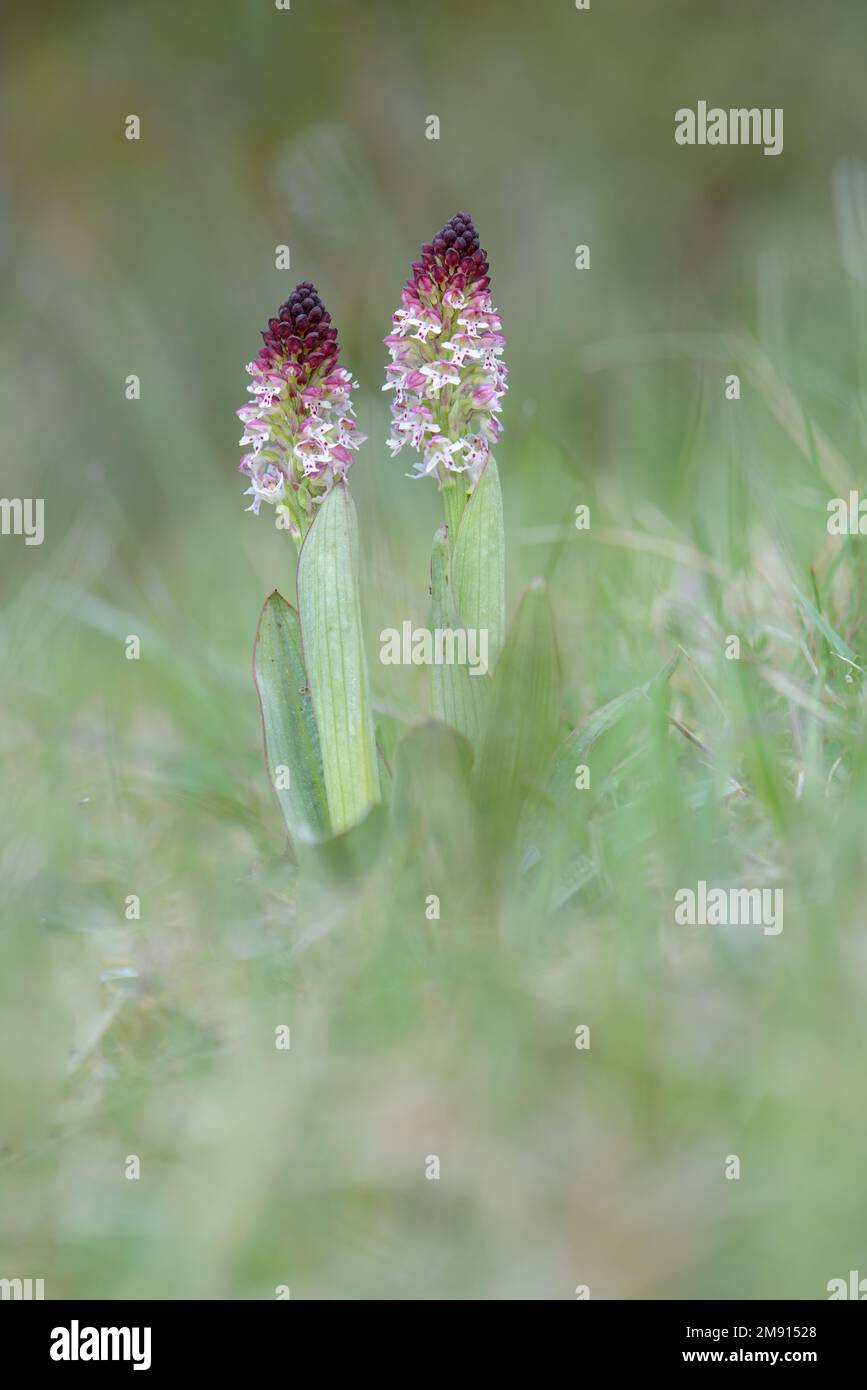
xmin=383 ymin=213 xmax=508 ymax=490
xmin=237 ymin=281 xmax=366 ymax=541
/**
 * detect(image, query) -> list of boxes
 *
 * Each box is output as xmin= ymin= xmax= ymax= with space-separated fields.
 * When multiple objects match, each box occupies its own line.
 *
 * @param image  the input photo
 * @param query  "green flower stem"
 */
xmin=441 ymin=477 xmax=468 ymax=540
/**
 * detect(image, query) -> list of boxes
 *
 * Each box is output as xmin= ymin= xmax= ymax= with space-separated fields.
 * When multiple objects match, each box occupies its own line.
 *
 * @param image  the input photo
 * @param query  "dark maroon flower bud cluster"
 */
xmin=258 ymin=281 xmax=340 ymax=382
xmin=409 ymin=213 xmax=491 ymax=298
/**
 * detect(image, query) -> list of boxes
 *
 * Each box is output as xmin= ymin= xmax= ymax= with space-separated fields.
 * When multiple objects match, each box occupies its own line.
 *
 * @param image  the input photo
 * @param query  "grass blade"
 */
xmin=794 ymin=585 xmax=861 ymax=669
xmin=548 ymin=656 xmax=677 ymax=797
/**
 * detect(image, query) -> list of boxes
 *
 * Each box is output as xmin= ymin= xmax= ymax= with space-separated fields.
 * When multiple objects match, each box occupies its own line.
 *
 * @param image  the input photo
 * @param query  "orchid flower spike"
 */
xmin=383 ymin=213 xmax=507 ymax=512
xmin=237 ymin=282 xmax=366 ymax=542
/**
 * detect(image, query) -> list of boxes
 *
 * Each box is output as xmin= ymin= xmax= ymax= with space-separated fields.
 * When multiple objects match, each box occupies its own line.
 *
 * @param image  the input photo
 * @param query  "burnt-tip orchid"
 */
xmin=383 ymin=213 xmax=507 ymax=530
xmin=237 ymin=282 xmax=366 ymax=543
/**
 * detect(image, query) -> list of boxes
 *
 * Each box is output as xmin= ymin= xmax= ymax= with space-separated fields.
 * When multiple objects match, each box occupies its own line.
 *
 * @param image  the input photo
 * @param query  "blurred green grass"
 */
xmin=2 ymin=0 xmax=867 ymax=1299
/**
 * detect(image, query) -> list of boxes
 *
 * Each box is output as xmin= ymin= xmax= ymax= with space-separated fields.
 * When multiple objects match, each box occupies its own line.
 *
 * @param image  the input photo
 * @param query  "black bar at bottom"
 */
xmin=3 ymin=1298 xmax=863 ymax=1373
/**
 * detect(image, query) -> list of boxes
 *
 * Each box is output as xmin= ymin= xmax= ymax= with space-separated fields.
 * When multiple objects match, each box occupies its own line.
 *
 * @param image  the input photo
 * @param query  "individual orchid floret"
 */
xmin=237 ymin=282 xmax=366 ymax=542
xmin=383 ymin=213 xmax=507 ymax=503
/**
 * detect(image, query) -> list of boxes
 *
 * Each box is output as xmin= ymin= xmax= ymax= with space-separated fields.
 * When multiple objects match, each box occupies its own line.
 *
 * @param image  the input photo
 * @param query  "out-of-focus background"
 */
xmin=2 ymin=0 xmax=867 ymax=1299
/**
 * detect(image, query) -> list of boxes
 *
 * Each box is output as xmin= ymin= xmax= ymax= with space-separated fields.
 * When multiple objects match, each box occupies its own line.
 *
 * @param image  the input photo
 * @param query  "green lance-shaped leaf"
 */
xmin=477 ymin=577 xmax=561 ymax=830
xmin=297 ymin=483 xmax=381 ymax=834
xmin=253 ymin=591 xmax=330 ymax=844
xmin=430 ymin=527 xmax=488 ymax=745
xmin=452 ymin=458 xmax=506 ymax=673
